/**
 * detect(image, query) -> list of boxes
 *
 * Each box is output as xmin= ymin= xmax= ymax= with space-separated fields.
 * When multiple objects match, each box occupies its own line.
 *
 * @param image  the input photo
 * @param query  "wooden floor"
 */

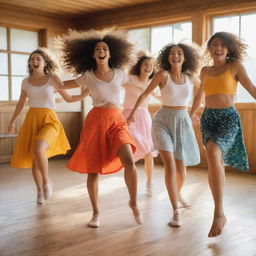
xmin=1 ymin=159 xmax=256 ymax=256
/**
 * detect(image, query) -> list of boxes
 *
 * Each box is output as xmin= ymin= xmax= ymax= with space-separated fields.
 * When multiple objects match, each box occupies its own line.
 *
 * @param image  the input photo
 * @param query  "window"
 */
xmin=129 ymin=21 xmax=192 ymax=56
xmin=213 ymin=13 xmax=256 ymax=102
xmin=0 ymin=27 xmax=39 ymax=101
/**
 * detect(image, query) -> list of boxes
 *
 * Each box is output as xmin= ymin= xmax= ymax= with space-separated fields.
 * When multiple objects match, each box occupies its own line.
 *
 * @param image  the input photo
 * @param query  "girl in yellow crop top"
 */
xmin=190 ymin=32 xmax=256 ymax=238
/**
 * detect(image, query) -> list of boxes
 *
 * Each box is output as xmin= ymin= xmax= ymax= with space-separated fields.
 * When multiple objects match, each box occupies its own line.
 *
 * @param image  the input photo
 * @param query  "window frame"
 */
xmin=0 ymin=26 xmax=45 ymax=103
xmin=210 ymin=11 xmax=256 ymax=102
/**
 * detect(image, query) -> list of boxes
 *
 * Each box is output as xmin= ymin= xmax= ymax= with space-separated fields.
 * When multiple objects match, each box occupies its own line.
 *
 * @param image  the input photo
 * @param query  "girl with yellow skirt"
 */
xmin=57 ymin=28 xmax=142 ymax=228
xmin=8 ymin=49 xmax=70 ymax=205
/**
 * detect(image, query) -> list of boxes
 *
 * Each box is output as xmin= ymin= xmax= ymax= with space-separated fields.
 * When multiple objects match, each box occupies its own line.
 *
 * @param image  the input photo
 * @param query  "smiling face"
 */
xmin=168 ymin=46 xmax=185 ymax=68
xmin=140 ymin=58 xmax=154 ymax=77
xmin=93 ymin=41 xmax=111 ymax=65
xmin=29 ymin=53 xmax=46 ymax=73
xmin=209 ymin=37 xmax=229 ymax=63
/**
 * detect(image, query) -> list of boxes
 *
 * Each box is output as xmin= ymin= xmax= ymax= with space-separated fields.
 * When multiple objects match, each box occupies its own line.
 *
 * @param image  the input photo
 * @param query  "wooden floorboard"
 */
xmin=0 ymin=159 xmax=256 ymax=256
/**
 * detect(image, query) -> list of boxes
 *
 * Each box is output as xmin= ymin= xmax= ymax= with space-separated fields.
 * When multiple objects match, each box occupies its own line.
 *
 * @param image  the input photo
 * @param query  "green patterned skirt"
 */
xmin=200 ymin=106 xmax=249 ymax=171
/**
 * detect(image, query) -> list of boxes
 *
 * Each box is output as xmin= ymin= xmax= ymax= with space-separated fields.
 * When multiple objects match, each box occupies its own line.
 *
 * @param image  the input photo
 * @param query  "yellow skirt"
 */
xmin=11 ymin=108 xmax=71 ymax=168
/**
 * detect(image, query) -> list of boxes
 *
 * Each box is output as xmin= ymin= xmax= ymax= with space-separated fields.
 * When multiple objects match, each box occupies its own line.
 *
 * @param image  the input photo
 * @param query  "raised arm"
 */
xmin=8 ymin=90 xmax=28 ymax=134
xmin=127 ymin=71 xmax=164 ymax=123
xmin=58 ymin=87 xmax=90 ymax=102
xmin=235 ymin=61 xmax=256 ymax=99
xmin=50 ymin=73 xmax=64 ymax=90
xmin=63 ymin=80 xmax=80 ymax=89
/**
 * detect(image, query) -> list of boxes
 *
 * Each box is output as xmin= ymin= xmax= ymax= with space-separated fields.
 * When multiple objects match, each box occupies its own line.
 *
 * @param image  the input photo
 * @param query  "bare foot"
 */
xmin=129 ymin=201 xmax=143 ymax=225
xmin=208 ymin=216 xmax=227 ymax=237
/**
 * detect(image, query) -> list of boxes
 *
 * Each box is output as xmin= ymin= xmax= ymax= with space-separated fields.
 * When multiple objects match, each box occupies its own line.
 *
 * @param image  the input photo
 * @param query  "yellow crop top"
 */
xmin=202 ymin=68 xmax=237 ymax=96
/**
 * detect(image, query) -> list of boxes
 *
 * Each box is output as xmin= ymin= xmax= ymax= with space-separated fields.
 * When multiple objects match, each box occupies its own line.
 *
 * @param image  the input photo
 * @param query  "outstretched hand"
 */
xmin=8 ymin=123 xmax=15 ymax=134
xmin=190 ymin=114 xmax=200 ymax=126
xmin=126 ymin=114 xmax=135 ymax=125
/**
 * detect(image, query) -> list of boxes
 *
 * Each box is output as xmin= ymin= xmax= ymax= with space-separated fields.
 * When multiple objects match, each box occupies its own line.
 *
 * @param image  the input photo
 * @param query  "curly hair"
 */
xmin=206 ymin=32 xmax=247 ymax=62
xmin=129 ymin=54 xmax=155 ymax=79
xmin=156 ymin=43 xmax=200 ymax=75
xmin=56 ymin=28 xmax=135 ymax=76
xmin=27 ymin=48 xmax=57 ymax=75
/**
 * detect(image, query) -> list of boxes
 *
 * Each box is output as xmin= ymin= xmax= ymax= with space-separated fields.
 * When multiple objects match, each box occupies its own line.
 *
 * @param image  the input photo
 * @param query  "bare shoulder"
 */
xmin=229 ymin=61 xmax=246 ymax=79
xmin=156 ymin=70 xmax=168 ymax=80
xmin=200 ymin=66 xmax=209 ymax=79
xmin=230 ymin=60 xmax=243 ymax=71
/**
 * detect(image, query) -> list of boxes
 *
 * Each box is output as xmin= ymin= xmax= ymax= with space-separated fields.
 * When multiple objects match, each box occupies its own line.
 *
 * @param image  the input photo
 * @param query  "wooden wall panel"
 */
xmin=149 ymin=103 xmax=256 ymax=174
xmin=75 ymin=0 xmax=256 ymax=34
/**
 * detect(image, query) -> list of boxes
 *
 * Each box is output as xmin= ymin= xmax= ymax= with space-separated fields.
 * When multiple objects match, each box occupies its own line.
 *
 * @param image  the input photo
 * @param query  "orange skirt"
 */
xmin=11 ymin=108 xmax=71 ymax=168
xmin=67 ymin=107 xmax=136 ymax=175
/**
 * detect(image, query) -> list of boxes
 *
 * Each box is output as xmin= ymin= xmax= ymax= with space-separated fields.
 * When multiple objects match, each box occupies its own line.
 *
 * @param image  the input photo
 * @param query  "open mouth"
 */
xmin=99 ymin=56 xmax=105 ymax=60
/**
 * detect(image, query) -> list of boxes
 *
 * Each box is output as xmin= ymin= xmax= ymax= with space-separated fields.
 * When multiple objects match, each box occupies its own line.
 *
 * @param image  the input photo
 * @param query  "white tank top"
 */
xmin=160 ymin=72 xmax=193 ymax=107
xmin=75 ymin=69 xmax=129 ymax=107
xmin=21 ymin=77 xmax=56 ymax=109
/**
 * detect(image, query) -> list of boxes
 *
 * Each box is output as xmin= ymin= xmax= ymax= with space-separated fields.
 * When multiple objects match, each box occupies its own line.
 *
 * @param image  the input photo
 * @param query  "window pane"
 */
xmin=151 ymin=25 xmax=172 ymax=56
xmin=11 ymin=54 xmax=28 ymax=76
xmin=212 ymin=13 xmax=256 ymax=102
xmin=0 ymin=27 xmax=7 ymax=50
xmin=213 ymin=15 xmax=239 ymax=35
xmin=0 ymin=53 xmax=8 ymax=75
xmin=128 ymin=28 xmax=150 ymax=52
xmin=173 ymin=22 xmax=192 ymax=44
xmin=11 ymin=76 xmax=24 ymax=100
xmin=240 ymin=13 xmax=256 ymax=102
xmin=10 ymin=29 xmax=38 ymax=52
xmin=0 ymin=76 xmax=9 ymax=100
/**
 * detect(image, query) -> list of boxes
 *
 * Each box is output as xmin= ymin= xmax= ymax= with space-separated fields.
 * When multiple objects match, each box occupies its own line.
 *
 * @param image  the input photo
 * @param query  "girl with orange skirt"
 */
xmin=8 ymin=49 xmax=70 ymax=205
xmin=57 ymin=29 xmax=142 ymax=228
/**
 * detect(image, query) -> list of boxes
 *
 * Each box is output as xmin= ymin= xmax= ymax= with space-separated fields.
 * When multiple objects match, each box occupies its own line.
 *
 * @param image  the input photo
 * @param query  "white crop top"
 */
xmin=160 ymin=72 xmax=193 ymax=107
xmin=21 ymin=77 xmax=56 ymax=109
xmin=123 ymin=75 xmax=151 ymax=109
xmin=75 ymin=69 xmax=129 ymax=107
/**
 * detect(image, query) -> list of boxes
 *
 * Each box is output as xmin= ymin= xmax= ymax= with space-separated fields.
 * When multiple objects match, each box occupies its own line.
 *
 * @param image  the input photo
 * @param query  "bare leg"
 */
xmin=87 ymin=173 xmax=99 ymax=216
xmin=118 ymin=144 xmax=142 ymax=224
xmin=159 ymin=150 xmax=178 ymax=210
xmin=32 ymin=159 xmax=44 ymax=204
xmin=32 ymin=159 xmax=43 ymax=193
xmin=175 ymin=159 xmax=186 ymax=192
xmin=175 ymin=159 xmax=190 ymax=208
xmin=144 ymin=153 xmax=154 ymax=196
xmin=159 ymin=150 xmax=181 ymax=227
xmin=206 ymin=141 xmax=227 ymax=237
xmin=33 ymin=139 xmax=49 ymax=186
xmin=87 ymin=173 xmax=100 ymax=228
xmin=144 ymin=153 xmax=153 ymax=183
xmin=34 ymin=139 xmax=54 ymax=201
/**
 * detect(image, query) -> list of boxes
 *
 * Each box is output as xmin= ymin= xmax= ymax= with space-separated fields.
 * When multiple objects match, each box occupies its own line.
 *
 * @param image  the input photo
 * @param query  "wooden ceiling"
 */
xmin=0 ymin=0 xmax=166 ymax=18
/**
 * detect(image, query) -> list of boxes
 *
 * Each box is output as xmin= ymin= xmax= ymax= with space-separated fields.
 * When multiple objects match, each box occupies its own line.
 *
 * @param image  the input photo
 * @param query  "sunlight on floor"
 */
xmin=54 ymin=176 xmax=125 ymax=199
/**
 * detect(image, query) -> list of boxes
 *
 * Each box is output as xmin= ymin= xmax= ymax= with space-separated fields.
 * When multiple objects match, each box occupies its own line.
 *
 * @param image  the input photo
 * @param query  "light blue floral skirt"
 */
xmin=201 ymin=106 xmax=249 ymax=171
xmin=152 ymin=107 xmax=200 ymax=166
